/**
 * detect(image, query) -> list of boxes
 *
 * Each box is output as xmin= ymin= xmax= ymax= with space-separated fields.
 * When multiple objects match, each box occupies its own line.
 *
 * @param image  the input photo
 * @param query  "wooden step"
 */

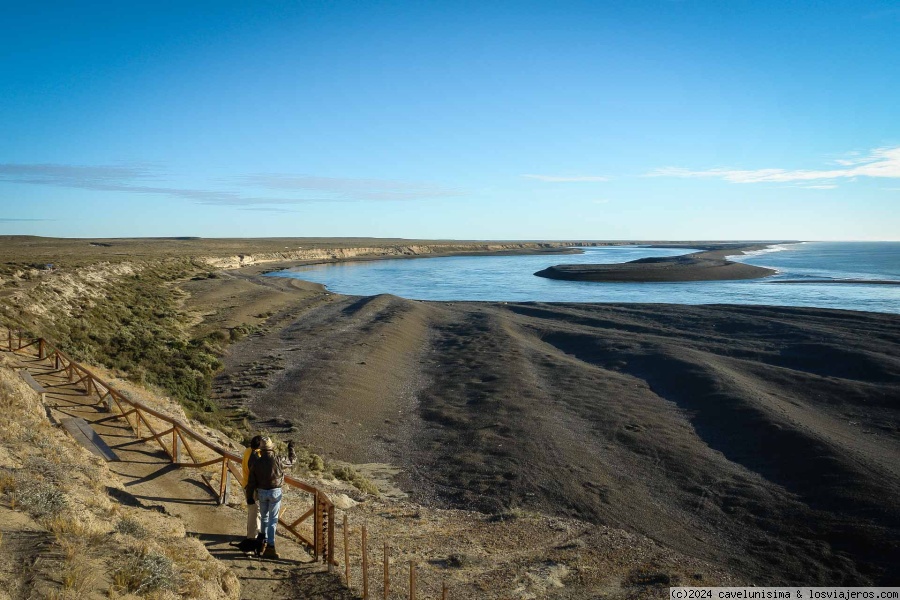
xmin=19 ymin=370 xmax=46 ymax=401
xmin=60 ymin=417 xmax=120 ymax=462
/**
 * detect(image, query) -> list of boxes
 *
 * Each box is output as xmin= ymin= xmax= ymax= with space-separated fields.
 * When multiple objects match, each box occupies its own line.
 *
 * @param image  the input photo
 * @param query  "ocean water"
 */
xmin=268 ymin=242 xmax=900 ymax=314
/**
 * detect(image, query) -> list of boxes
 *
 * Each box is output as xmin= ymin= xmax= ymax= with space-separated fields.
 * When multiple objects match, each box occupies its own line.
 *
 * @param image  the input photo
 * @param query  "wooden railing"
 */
xmin=1 ymin=327 xmax=335 ymax=569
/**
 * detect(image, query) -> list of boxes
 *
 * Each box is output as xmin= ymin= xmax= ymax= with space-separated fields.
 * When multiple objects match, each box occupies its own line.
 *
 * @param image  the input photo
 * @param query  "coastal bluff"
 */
xmin=535 ymin=244 xmax=778 ymax=282
xmin=203 ymin=242 xmax=573 ymax=269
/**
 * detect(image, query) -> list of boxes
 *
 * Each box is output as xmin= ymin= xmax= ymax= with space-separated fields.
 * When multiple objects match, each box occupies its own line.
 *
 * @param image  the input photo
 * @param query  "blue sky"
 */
xmin=2 ymin=1 xmax=898 ymax=240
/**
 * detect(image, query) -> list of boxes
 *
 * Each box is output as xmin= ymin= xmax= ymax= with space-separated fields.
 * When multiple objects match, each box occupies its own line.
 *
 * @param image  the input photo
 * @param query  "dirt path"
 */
xmin=13 ymin=353 xmax=353 ymax=600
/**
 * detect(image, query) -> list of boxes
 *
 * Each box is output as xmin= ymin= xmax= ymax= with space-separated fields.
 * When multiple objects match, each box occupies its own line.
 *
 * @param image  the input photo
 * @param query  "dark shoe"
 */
xmin=262 ymin=545 xmax=279 ymax=559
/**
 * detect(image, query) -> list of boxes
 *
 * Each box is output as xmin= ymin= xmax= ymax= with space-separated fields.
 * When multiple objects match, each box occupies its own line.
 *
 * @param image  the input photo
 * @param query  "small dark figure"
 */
xmin=287 ymin=440 xmax=297 ymax=465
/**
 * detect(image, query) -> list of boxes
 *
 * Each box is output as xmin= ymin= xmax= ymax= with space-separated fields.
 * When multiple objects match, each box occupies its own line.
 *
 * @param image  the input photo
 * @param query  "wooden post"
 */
xmin=327 ymin=505 xmax=335 ymax=574
xmin=135 ymin=408 xmax=142 ymax=438
xmin=409 ymin=562 xmax=416 ymax=600
xmin=37 ymin=339 xmax=44 ymax=360
xmin=361 ymin=525 xmax=369 ymax=599
xmin=314 ymin=490 xmax=322 ymax=559
xmin=343 ymin=514 xmax=350 ymax=587
xmin=219 ymin=458 xmax=230 ymax=505
xmin=171 ymin=428 xmax=181 ymax=462
xmin=54 ymin=352 xmax=60 ymax=370
xmin=384 ymin=542 xmax=390 ymax=599
xmin=442 ymin=581 xmax=448 ymax=600
xmin=321 ymin=500 xmax=328 ymax=565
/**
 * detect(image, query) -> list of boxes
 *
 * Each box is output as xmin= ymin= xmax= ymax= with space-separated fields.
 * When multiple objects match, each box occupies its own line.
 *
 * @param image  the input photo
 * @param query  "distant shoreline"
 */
xmin=769 ymin=279 xmax=900 ymax=285
xmin=534 ymin=243 xmax=779 ymax=283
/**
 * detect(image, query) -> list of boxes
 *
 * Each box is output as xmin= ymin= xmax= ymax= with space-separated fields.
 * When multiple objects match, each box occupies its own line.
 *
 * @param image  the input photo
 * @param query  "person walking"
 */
xmin=239 ymin=435 xmax=262 ymax=551
xmin=245 ymin=436 xmax=284 ymax=559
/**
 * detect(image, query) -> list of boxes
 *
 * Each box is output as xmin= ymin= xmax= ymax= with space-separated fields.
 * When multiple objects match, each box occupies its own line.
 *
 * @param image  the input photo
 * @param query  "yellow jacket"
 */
xmin=241 ymin=447 xmax=260 ymax=488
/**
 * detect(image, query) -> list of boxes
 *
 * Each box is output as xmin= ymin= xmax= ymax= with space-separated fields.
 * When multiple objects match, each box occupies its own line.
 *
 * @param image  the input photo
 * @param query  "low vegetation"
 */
xmin=331 ymin=464 xmax=380 ymax=497
xmin=0 ymin=260 xmax=234 ymax=423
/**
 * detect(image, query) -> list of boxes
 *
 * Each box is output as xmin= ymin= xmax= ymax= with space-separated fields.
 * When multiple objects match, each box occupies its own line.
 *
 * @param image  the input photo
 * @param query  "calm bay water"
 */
xmin=268 ymin=242 xmax=900 ymax=314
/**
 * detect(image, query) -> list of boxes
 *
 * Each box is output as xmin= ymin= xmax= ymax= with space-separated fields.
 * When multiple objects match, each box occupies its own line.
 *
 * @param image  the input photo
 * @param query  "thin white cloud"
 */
xmin=647 ymin=146 xmax=900 ymax=185
xmin=522 ymin=174 xmax=608 ymax=182
xmin=236 ymin=174 xmax=460 ymax=201
xmin=832 ymin=152 xmax=869 ymax=166
xmin=0 ymin=217 xmax=55 ymax=222
xmin=0 ymin=163 xmax=459 ymax=205
xmin=237 ymin=207 xmax=302 ymax=213
xmin=798 ymin=184 xmax=838 ymax=190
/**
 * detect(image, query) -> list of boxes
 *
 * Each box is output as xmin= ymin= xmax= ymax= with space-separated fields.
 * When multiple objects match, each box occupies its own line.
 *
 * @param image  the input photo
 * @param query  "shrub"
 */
xmin=115 ymin=517 xmax=147 ymax=539
xmin=331 ymin=465 xmax=379 ymax=497
xmin=16 ymin=479 xmax=68 ymax=518
xmin=112 ymin=549 xmax=178 ymax=596
xmin=24 ymin=456 xmax=66 ymax=483
xmin=21 ymin=427 xmax=55 ymax=449
xmin=228 ymin=323 xmax=257 ymax=342
xmin=1 ymin=465 xmax=69 ymax=518
xmin=446 ymin=552 xmax=474 ymax=568
xmin=0 ymin=469 xmax=16 ymax=495
xmin=308 ymin=454 xmax=325 ymax=472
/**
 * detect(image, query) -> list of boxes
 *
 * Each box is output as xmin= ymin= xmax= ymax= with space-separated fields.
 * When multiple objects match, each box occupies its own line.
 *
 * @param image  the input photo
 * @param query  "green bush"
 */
xmin=331 ymin=464 xmax=379 ymax=497
xmin=308 ymin=454 xmax=325 ymax=472
xmin=33 ymin=260 xmax=226 ymax=416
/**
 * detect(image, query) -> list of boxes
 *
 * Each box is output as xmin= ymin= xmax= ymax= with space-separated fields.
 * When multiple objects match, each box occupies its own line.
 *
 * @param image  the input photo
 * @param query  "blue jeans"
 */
xmin=257 ymin=487 xmax=282 ymax=547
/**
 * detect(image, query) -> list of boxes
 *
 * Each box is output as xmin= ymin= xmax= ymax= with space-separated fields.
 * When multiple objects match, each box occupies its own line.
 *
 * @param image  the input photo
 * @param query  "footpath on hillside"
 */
xmin=10 ymin=350 xmax=353 ymax=600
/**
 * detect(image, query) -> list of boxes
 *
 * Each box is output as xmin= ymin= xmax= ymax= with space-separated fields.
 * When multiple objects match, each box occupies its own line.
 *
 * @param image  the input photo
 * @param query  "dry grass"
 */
xmin=0 ymin=471 xmax=15 ymax=494
xmin=112 ymin=547 xmax=179 ymax=596
xmin=0 ymin=355 xmax=239 ymax=599
xmin=60 ymin=555 xmax=102 ymax=596
xmin=115 ymin=516 xmax=149 ymax=539
xmin=47 ymin=514 xmax=107 ymax=546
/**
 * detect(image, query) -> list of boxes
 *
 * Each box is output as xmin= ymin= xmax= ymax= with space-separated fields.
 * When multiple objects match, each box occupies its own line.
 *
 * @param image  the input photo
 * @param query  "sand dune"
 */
xmin=215 ymin=294 xmax=900 ymax=585
xmin=535 ymin=245 xmax=777 ymax=282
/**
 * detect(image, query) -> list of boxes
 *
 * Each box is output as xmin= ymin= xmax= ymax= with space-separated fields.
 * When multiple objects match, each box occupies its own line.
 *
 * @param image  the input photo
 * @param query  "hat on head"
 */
xmin=260 ymin=436 xmax=275 ymax=451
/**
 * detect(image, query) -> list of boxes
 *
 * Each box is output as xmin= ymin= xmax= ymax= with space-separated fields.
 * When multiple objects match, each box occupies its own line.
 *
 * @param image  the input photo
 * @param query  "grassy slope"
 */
xmin=1 ymin=259 xmax=231 ymax=424
xmin=0 ymin=354 xmax=240 ymax=599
